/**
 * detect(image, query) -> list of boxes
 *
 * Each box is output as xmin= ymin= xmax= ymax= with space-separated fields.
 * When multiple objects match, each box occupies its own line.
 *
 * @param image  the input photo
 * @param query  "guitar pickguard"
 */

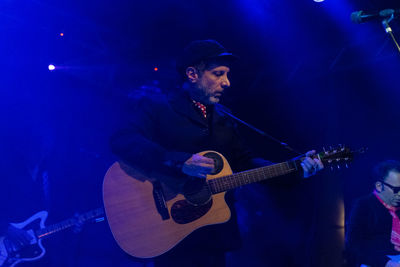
xmin=170 ymin=199 xmax=213 ymax=224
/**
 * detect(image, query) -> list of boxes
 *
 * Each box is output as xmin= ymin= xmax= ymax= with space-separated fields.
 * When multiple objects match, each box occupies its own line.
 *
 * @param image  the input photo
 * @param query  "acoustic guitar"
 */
xmin=103 ymin=147 xmax=357 ymax=258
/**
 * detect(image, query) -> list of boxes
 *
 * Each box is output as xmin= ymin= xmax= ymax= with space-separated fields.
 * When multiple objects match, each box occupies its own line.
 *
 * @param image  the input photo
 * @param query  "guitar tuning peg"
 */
xmin=345 ymin=163 xmax=349 ymax=168
xmin=337 ymin=165 xmax=340 ymax=169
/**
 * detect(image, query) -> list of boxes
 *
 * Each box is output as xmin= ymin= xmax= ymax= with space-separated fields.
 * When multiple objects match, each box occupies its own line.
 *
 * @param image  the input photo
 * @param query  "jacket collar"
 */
xmin=167 ymin=90 xmax=209 ymax=126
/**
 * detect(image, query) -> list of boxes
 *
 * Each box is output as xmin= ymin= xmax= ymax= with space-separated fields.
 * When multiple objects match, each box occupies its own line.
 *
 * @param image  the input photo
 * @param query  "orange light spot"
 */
xmin=154 ymin=67 xmax=158 ymax=71
xmin=60 ymin=33 xmax=64 ymax=37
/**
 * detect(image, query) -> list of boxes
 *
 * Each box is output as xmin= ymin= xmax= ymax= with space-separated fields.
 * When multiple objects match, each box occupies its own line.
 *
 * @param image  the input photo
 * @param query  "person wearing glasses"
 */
xmin=346 ymin=160 xmax=400 ymax=267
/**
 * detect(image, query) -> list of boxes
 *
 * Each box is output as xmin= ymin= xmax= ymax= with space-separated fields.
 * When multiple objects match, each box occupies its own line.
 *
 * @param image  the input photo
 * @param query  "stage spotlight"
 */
xmin=48 ymin=64 xmax=56 ymax=71
xmin=154 ymin=67 xmax=158 ymax=71
xmin=314 ymin=0 xmax=324 ymax=2
xmin=60 ymin=33 xmax=64 ymax=37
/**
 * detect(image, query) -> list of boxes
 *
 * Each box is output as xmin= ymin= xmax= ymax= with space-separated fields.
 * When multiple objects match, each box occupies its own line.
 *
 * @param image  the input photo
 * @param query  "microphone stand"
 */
xmin=216 ymin=105 xmax=303 ymax=156
xmin=382 ymin=15 xmax=400 ymax=54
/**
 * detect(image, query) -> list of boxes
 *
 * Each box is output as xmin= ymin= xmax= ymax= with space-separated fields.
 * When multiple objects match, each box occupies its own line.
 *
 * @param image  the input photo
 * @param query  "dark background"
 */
xmin=1 ymin=0 xmax=399 ymax=266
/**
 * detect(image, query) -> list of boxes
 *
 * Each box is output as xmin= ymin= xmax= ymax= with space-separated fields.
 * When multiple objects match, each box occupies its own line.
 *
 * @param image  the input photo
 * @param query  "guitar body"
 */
xmin=103 ymin=151 xmax=233 ymax=258
xmin=0 ymin=211 xmax=47 ymax=267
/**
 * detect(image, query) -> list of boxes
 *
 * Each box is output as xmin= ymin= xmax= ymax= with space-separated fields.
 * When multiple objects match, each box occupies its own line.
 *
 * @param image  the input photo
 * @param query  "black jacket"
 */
xmin=346 ymin=193 xmax=399 ymax=267
xmin=110 ymin=91 xmax=269 ymax=190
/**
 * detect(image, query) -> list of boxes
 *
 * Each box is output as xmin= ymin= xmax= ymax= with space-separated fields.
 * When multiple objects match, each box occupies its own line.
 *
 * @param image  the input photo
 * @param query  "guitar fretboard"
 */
xmin=36 ymin=208 xmax=104 ymax=238
xmin=208 ymin=160 xmax=298 ymax=194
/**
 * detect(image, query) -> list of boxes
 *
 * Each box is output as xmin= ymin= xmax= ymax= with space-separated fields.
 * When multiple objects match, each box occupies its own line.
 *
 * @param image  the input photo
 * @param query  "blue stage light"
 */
xmin=48 ymin=64 xmax=55 ymax=71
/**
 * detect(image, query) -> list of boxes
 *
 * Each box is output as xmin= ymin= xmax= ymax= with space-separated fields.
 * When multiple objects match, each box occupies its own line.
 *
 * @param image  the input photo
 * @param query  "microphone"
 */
xmin=351 ymin=9 xmax=399 ymax=24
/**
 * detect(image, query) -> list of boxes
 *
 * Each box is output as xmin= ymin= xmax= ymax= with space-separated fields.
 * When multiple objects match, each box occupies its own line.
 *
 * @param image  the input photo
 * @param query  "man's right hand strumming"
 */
xmin=182 ymin=154 xmax=215 ymax=178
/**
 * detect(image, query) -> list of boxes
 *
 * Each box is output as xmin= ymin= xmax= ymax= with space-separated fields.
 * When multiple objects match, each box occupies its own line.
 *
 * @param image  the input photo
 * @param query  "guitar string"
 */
xmin=208 ymin=161 xmax=298 ymax=194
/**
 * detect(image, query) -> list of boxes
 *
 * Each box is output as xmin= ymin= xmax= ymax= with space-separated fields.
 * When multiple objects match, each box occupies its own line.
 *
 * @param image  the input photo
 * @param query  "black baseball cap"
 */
xmin=176 ymin=39 xmax=238 ymax=75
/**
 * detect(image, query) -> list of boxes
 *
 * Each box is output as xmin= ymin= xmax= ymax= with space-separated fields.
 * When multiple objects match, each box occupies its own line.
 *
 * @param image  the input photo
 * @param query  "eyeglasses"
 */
xmin=381 ymin=181 xmax=400 ymax=194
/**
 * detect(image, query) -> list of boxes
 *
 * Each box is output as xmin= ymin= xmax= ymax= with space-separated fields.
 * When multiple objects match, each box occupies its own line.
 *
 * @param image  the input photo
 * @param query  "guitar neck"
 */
xmin=35 ymin=208 xmax=104 ymax=239
xmin=208 ymin=160 xmax=299 ymax=194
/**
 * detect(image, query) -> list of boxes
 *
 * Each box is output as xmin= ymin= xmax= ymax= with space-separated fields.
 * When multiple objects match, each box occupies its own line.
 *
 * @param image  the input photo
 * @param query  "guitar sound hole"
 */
xmin=171 ymin=199 xmax=213 ymax=224
xmin=183 ymin=179 xmax=212 ymax=206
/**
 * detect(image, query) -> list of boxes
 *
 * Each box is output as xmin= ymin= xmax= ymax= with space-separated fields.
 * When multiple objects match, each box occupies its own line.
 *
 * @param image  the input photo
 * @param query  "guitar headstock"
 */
xmin=318 ymin=145 xmax=367 ymax=170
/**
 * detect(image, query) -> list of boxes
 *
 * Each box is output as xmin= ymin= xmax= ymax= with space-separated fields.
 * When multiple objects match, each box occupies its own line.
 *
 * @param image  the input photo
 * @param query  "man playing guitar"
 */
xmin=109 ymin=39 xmax=323 ymax=266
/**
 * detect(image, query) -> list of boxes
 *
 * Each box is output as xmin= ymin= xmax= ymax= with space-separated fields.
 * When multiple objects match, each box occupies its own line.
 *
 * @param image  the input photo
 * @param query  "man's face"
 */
xmin=378 ymin=171 xmax=400 ymax=206
xmin=191 ymin=65 xmax=230 ymax=105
